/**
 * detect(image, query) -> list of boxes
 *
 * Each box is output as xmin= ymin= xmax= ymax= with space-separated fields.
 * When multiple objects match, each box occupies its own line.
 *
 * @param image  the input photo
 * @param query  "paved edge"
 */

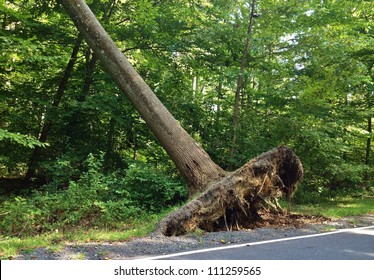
xmin=143 ymin=225 xmax=374 ymax=260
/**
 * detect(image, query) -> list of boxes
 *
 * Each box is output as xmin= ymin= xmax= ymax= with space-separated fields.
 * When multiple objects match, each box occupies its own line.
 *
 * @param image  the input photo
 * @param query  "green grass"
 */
xmin=290 ymin=196 xmax=374 ymax=218
xmin=0 ymin=213 xmax=163 ymax=260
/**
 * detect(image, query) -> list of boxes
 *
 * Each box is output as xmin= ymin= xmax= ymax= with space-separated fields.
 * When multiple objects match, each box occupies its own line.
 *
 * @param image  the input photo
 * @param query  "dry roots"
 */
xmin=156 ymin=146 xmax=304 ymax=236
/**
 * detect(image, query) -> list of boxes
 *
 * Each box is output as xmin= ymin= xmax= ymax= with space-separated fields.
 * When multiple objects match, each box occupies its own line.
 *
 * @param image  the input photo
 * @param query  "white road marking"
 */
xmin=142 ymin=225 xmax=374 ymax=260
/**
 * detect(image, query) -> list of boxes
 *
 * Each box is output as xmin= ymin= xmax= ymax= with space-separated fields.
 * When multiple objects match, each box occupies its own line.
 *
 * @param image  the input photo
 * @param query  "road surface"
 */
xmin=148 ymin=226 xmax=374 ymax=260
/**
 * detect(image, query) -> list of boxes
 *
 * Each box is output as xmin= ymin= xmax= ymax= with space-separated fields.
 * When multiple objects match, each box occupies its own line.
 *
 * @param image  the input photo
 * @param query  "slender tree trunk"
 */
xmin=365 ymin=116 xmax=372 ymax=166
xmin=364 ymin=67 xmax=373 ymax=184
xmin=364 ymin=101 xmax=372 ymax=184
xmin=192 ymin=75 xmax=198 ymax=98
xmin=24 ymin=35 xmax=83 ymax=183
xmin=364 ymin=115 xmax=372 ymax=186
xmin=81 ymin=51 xmax=99 ymax=99
xmin=215 ymin=74 xmax=223 ymax=131
xmin=229 ymin=0 xmax=257 ymax=164
xmin=66 ymin=50 xmax=98 ymax=146
xmin=59 ymin=0 xmax=224 ymax=194
xmin=103 ymin=117 xmax=116 ymax=173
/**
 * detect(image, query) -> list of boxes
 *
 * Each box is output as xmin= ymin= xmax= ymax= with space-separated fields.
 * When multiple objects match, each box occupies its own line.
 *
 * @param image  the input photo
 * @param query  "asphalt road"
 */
xmin=150 ymin=226 xmax=374 ymax=260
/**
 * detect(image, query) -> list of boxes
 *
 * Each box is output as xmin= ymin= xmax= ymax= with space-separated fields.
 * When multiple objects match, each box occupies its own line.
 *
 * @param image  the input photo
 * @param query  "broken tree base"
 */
xmin=156 ymin=146 xmax=304 ymax=236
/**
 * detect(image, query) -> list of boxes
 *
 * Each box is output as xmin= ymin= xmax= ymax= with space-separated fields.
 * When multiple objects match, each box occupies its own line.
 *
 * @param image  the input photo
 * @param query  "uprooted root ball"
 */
xmin=157 ymin=146 xmax=304 ymax=236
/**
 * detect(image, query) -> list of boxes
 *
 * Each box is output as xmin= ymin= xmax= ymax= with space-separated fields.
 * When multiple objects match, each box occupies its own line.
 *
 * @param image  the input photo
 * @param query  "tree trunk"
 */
xmin=215 ymin=74 xmax=223 ymax=132
xmin=59 ymin=0 xmax=224 ymax=195
xmin=24 ymin=34 xmax=83 ymax=183
xmin=65 ymin=50 xmax=98 ymax=148
xmin=365 ymin=112 xmax=372 ymax=185
xmin=365 ymin=116 xmax=372 ymax=165
xmin=103 ymin=117 xmax=116 ymax=173
xmin=364 ymin=67 xmax=373 ymax=185
xmin=229 ymin=0 xmax=257 ymax=164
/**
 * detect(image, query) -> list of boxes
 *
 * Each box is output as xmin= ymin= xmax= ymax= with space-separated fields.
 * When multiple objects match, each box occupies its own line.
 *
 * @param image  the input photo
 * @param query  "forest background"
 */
xmin=0 ymin=0 xmax=373 ymax=239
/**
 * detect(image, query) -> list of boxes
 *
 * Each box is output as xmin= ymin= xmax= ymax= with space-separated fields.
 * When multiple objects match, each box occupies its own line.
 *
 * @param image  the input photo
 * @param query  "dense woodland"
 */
xmin=0 ymin=0 xmax=373 ymax=236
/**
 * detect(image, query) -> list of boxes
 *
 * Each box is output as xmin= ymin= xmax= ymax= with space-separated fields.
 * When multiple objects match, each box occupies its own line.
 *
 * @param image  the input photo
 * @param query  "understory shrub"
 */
xmin=124 ymin=162 xmax=188 ymax=212
xmin=0 ymin=153 xmax=188 ymax=237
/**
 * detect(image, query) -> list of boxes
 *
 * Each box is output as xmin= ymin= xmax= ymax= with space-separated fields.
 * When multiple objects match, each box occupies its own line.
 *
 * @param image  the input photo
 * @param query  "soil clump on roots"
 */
xmin=156 ymin=146 xmax=308 ymax=236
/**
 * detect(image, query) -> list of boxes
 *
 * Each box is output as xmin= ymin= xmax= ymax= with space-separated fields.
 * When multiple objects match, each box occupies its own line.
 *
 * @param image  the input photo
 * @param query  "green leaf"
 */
xmin=0 ymin=129 xmax=49 ymax=148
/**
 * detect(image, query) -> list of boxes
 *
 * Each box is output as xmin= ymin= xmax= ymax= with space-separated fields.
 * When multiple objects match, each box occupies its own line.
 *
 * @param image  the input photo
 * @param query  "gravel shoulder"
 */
xmin=15 ymin=214 xmax=374 ymax=260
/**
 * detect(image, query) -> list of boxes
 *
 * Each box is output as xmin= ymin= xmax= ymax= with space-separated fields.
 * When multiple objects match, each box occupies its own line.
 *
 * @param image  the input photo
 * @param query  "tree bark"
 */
xmin=59 ymin=0 xmax=224 ymax=194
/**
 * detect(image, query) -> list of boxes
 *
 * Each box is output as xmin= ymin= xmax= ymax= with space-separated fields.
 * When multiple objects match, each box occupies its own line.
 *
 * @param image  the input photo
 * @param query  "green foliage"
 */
xmin=124 ymin=162 xmax=188 ymax=212
xmin=0 ymin=129 xmax=49 ymax=175
xmin=0 ymin=154 xmax=187 ymax=237
xmin=0 ymin=129 xmax=49 ymax=148
xmin=0 ymin=196 xmax=41 ymax=236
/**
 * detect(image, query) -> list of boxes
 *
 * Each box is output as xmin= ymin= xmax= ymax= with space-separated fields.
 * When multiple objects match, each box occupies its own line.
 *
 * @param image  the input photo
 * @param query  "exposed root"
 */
xmin=156 ymin=146 xmax=304 ymax=236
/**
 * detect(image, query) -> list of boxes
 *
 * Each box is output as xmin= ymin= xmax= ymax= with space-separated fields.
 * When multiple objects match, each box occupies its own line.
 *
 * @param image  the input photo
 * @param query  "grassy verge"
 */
xmin=0 ymin=213 xmax=163 ymax=260
xmin=290 ymin=196 xmax=374 ymax=218
xmin=1 ymin=196 xmax=373 ymax=260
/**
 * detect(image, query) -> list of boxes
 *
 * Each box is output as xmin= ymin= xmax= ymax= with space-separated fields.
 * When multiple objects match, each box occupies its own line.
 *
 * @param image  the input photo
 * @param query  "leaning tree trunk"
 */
xmin=59 ymin=0 xmax=304 ymax=235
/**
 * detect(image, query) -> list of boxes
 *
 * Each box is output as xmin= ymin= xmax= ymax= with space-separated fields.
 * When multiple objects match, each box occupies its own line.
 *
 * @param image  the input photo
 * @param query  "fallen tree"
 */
xmin=59 ymin=0 xmax=304 ymax=236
